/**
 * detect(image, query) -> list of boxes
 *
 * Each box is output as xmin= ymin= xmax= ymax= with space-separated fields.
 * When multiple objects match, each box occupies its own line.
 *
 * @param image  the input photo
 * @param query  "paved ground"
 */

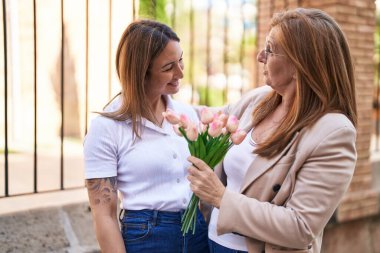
xmin=0 ymin=136 xmax=378 ymax=252
xmin=0 ymin=189 xmax=100 ymax=253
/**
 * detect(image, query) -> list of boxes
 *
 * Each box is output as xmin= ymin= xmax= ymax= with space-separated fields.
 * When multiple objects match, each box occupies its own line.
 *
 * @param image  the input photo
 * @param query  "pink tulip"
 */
xmin=226 ymin=115 xmax=239 ymax=133
xmin=231 ymin=129 xmax=247 ymax=145
xmin=199 ymin=122 xmax=208 ymax=133
xmin=162 ymin=109 xmax=180 ymax=124
xmin=200 ymin=107 xmax=214 ymax=124
xmin=173 ymin=125 xmax=183 ymax=136
xmin=218 ymin=114 xmax=228 ymax=127
xmin=208 ymin=120 xmax=223 ymax=137
xmin=179 ymin=114 xmax=190 ymax=129
xmin=213 ymin=111 xmax=222 ymax=121
xmin=186 ymin=123 xmax=198 ymax=141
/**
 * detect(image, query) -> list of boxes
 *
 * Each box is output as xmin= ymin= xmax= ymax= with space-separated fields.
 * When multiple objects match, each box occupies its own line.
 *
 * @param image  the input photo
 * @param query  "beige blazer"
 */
xmin=213 ymin=85 xmax=357 ymax=253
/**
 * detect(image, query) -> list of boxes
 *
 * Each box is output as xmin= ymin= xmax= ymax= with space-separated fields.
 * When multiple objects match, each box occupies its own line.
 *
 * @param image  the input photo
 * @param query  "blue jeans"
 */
xmin=208 ymin=239 xmax=248 ymax=253
xmin=120 ymin=208 xmax=209 ymax=253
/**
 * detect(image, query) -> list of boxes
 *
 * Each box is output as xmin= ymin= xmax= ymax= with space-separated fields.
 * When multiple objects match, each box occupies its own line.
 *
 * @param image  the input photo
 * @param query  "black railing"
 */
xmin=33 ymin=0 xmax=37 ymax=193
xmin=60 ymin=0 xmax=64 ymax=191
xmin=3 ymin=0 xmax=8 ymax=197
xmin=1 ymin=0 xmax=256 ymax=198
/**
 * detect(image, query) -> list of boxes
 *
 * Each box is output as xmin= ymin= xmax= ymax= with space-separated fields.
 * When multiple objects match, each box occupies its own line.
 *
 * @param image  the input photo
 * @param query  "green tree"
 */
xmin=139 ymin=0 xmax=169 ymax=24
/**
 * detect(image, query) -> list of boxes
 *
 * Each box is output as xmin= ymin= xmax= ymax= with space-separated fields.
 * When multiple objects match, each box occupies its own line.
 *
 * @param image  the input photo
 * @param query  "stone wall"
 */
xmin=322 ymin=214 xmax=380 ymax=253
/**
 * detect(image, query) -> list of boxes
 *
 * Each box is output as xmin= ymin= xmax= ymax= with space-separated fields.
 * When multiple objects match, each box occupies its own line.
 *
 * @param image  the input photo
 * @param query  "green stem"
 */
xmin=181 ymin=194 xmax=199 ymax=235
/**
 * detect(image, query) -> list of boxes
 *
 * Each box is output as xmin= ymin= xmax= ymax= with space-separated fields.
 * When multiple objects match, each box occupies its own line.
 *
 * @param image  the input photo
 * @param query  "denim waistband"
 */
xmin=119 ymin=209 xmax=186 ymax=224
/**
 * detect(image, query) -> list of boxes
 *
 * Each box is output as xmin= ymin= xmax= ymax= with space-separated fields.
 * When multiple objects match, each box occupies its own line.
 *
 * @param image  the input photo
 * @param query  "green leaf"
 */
xmin=204 ymin=138 xmax=226 ymax=163
xmin=209 ymin=146 xmax=230 ymax=168
xmin=179 ymin=127 xmax=191 ymax=144
xmin=181 ymin=132 xmax=235 ymax=235
xmin=198 ymin=137 xmax=206 ymax=159
xmin=195 ymin=137 xmax=201 ymax=157
xmin=188 ymin=142 xmax=195 ymax=156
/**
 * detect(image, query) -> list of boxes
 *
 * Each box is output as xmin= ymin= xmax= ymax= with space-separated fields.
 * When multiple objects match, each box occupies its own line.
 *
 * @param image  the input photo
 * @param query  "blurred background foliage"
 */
xmin=138 ymin=0 xmax=257 ymax=106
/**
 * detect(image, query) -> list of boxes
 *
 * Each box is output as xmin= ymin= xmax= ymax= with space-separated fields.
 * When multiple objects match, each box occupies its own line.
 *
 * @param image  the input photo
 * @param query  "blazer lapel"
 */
xmin=242 ymin=121 xmax=253 ymax=134
xmin=238 ymin=104 xmax=255 ymax=133
xmin=240 ymin=132 xmax=300 ymax=193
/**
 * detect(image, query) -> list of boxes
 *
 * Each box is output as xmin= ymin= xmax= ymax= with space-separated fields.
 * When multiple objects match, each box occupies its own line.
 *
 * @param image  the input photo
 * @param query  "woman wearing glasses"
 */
xmin=188 ymin=8 xmax=357 ymax=253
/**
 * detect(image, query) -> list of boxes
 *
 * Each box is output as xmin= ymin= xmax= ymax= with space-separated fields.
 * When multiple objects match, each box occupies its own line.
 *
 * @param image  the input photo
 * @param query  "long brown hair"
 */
xmin=253 ymin=8 xmax=357 ymax=158
xmin=100 ymin=20 xmax=180 ymax=138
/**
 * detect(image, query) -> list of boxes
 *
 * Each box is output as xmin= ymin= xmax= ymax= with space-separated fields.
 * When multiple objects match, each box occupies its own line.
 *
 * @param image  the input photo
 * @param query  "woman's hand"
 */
xmin=187 ymin=156 xmax=226 ymax=208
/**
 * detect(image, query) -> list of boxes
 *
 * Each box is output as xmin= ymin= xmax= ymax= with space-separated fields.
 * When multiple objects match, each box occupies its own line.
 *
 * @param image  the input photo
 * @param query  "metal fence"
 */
xmin=0 ymin=0 xmax=257 ymax=197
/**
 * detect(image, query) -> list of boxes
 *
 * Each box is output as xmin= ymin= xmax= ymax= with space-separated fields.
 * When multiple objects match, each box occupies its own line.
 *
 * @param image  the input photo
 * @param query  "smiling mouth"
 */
xmin=169 ymin=81 xmax=179 ymax=86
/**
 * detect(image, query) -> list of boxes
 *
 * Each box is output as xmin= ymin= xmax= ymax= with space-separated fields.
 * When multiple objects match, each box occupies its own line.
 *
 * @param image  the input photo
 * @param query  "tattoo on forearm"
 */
xmin=86 ymin=177 xmax=117 ymax=205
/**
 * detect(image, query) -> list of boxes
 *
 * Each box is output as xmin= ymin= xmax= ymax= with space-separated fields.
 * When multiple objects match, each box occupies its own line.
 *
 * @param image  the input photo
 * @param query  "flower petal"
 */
xmin=186 ymin=123 xmax=199 ymax=141
xmin=231 ymin=129 xmax=247 ymax=145
xmin=208 ymin=121 xmax=223 ymax=137
xmin=163 ymin=109 xmax=180 ymax=124
xmin=226 ymin=115 xmax=239 ymax=133
xmin=200 ymin=107 xmax=214 ymax=124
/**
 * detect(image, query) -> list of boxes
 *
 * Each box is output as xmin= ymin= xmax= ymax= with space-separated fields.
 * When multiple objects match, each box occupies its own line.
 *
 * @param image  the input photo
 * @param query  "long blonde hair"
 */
xmin=100 ymin=20 xmax=180 ymax=138
xmin=253 ymin=8 xmax=357 ymax=158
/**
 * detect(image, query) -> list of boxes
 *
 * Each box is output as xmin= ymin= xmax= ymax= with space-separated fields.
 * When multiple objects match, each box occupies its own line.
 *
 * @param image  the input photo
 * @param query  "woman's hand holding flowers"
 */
xmin=187 ymin=156 xmax=225 ymax=209
xmin=162 ymin=107 xmax=247 ymax=235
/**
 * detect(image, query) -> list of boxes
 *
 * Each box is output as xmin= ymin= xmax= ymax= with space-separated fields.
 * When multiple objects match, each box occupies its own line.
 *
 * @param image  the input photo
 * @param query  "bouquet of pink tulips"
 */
xmin=162 ymin=107 xmax=247 ymax=235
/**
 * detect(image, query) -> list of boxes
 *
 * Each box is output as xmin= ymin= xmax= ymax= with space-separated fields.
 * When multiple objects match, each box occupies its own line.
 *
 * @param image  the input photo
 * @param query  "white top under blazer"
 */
xmin=208 ymin=128 xmax=257 ymax=251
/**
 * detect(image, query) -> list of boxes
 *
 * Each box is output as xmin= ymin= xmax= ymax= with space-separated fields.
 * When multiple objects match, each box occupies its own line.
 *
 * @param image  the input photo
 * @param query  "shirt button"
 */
xmin=177 ymin=178 xmax=180 ymax=183
xmin=183 ymin=199 xmax=187 ymax=204
xmin=272 ymin=184 xmax=281 ymax=192
xmin=173 ymin=153 xmax=177 ymax=159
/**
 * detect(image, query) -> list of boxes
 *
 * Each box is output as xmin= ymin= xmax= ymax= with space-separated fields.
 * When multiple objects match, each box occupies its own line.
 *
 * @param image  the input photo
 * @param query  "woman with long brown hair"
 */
xmin=84 ymin=20 xmax=209 ymax=253
xmin=188 ymin=8 xmax=357 ymax=253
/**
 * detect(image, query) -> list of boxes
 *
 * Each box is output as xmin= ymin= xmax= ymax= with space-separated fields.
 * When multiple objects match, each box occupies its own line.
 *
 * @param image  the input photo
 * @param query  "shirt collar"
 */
xmin=123 ymin=95 xmax=175 ymax=135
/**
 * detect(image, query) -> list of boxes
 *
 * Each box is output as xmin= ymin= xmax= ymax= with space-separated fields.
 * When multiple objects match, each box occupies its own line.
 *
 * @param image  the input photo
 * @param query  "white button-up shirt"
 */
xmin=84 ymin=95 xmax=198 ymax=211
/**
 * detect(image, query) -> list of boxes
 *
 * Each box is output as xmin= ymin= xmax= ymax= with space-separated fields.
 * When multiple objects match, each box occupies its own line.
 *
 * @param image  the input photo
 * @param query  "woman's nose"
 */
xmin=257 ymin=49 xmax=266 ymax=63
xmin=175 ymin=62 xmax=184 ymax=79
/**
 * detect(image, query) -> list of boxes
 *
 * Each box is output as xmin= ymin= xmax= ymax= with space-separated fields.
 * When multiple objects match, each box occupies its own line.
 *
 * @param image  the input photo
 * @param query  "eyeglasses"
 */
xmin=261 ymin=46 xmax=286 ymax=61
xmin=261 ymin=37 xmax=286 ymax=61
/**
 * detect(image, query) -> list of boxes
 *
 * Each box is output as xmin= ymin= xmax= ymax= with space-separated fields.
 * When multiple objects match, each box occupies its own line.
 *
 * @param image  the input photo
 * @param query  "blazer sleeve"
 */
xmin=216 ymin=124 xmax=357 ymax=249
xmin=193 ymin=85 xmax=272 ymax=119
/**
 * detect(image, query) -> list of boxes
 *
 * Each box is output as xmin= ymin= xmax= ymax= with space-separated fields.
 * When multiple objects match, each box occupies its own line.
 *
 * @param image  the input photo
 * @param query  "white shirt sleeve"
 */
xmin=83 ymin=116 xmax=118 ymax=179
